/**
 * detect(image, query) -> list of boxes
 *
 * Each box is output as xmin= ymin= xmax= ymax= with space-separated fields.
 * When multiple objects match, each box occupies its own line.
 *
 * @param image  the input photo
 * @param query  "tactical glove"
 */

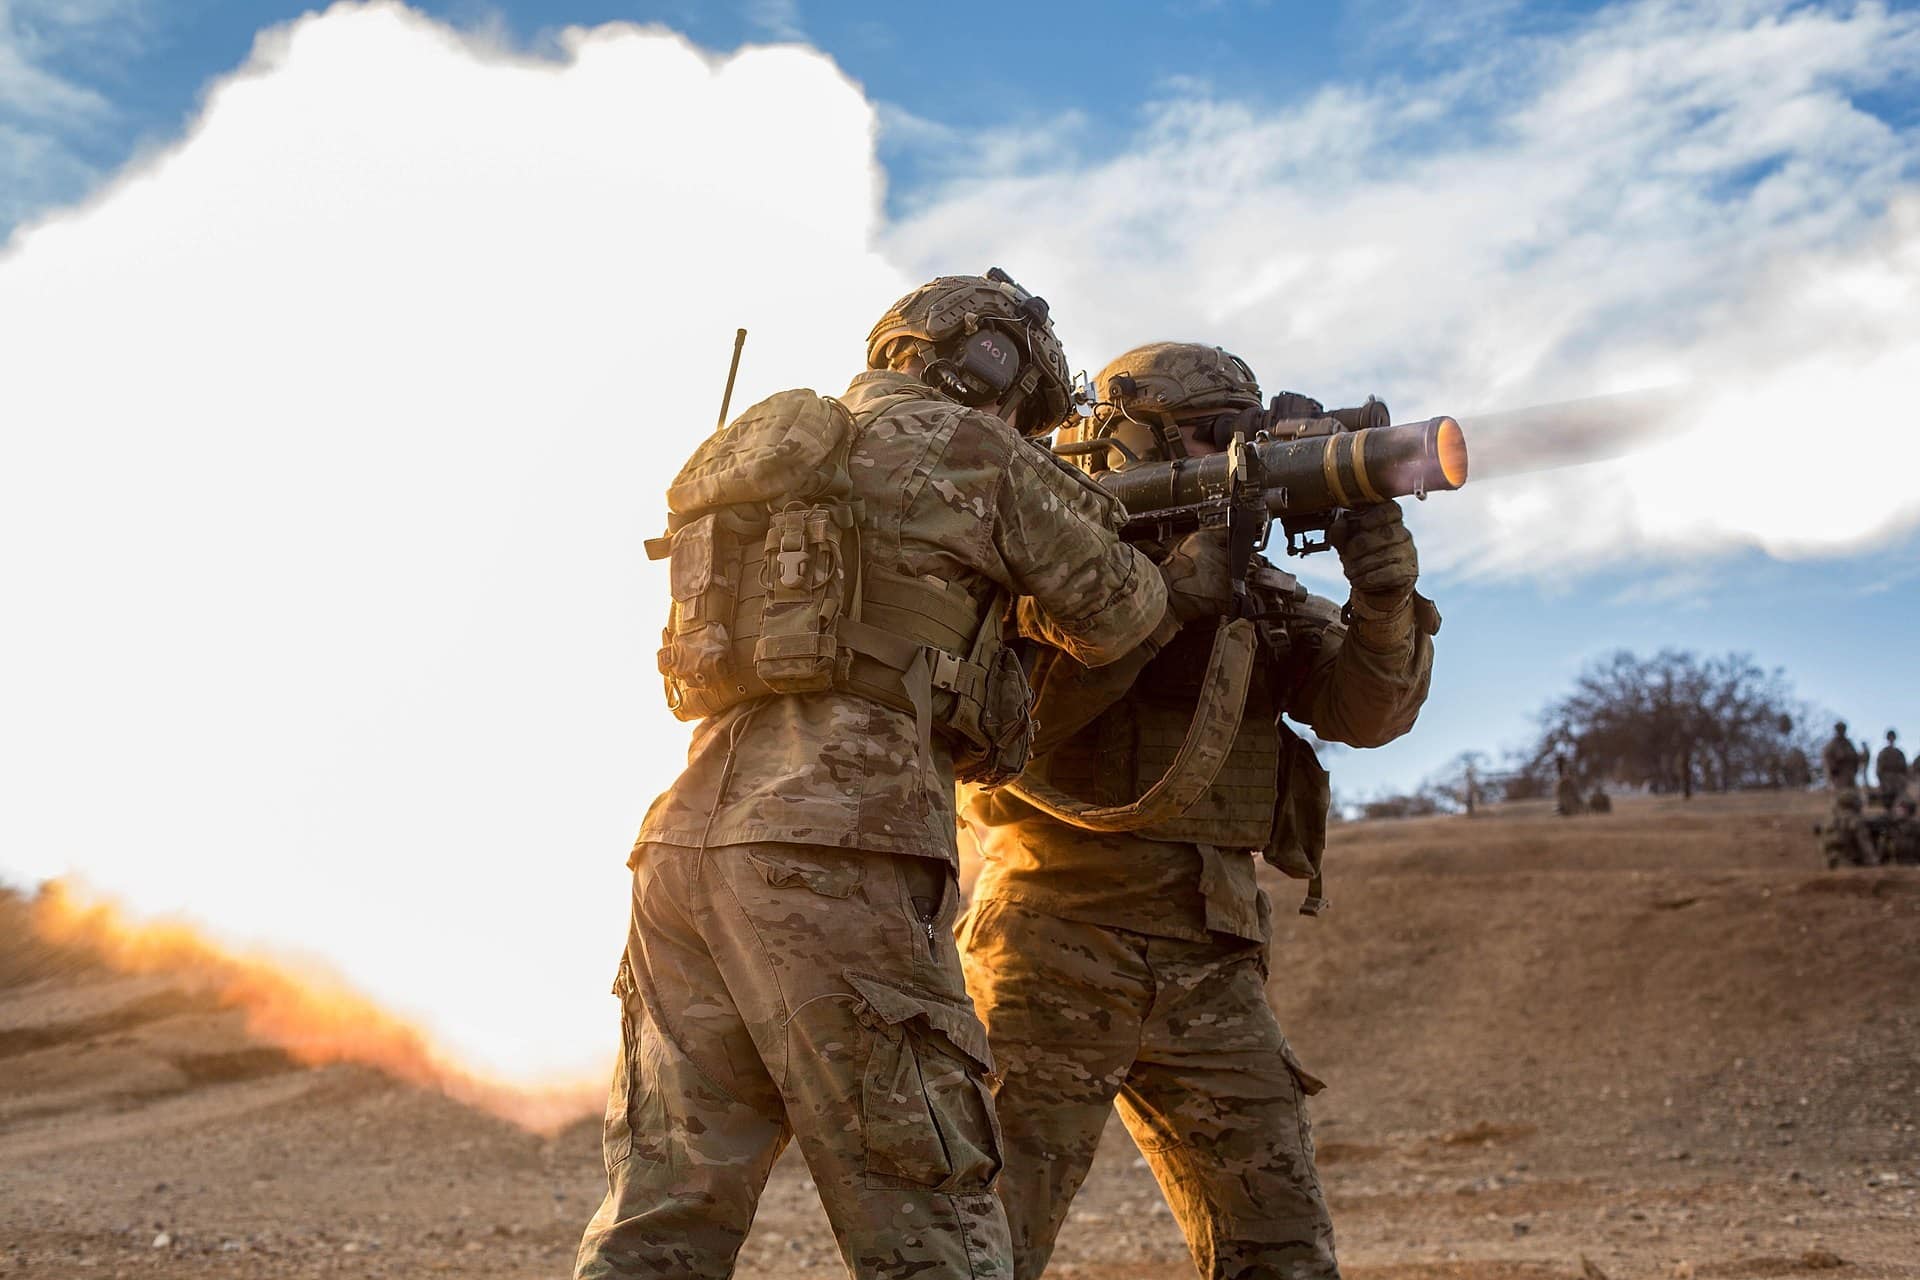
xmin=1329 ymin=501 xmax=1418 ymax=608
xmin=1158 ymin=528 xmax=1235 ymax=625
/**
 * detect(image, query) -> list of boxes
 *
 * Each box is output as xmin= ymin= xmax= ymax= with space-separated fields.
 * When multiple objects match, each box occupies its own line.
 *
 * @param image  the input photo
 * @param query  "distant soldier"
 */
xmin=1885 ymin=799 xmax=1920 ymax=867
xmin=1876 ymin=730 xmax=1909 ymax=810
xmin=1588 ymin=787 xmax=1612 ymax=814
xmin=1554 ymin=757 xmax=1585 ymax=817
xmin=1822 ymin=722 xmax=1860 ymax=790
xmin=1820 ymin=790 xmax=1880 ymax=868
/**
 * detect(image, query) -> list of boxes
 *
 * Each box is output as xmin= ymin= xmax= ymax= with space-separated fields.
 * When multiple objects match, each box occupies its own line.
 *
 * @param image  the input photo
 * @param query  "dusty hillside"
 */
xmin=3 ymin=791 xmax=1916 ymax=1279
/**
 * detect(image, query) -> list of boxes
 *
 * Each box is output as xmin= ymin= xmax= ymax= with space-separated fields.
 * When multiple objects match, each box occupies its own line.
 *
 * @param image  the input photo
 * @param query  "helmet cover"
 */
xmin=866 ymin=271 xmax=1072 ymax=434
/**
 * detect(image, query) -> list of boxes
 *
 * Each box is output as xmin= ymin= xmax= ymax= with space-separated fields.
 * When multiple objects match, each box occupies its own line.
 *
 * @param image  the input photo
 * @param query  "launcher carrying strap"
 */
xmin=1003 ymin=616 xmax=1257 ymax=831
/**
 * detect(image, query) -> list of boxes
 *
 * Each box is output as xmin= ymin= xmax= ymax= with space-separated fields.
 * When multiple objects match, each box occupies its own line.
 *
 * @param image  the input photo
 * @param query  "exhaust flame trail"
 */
xmin=30 ymin=881 xmax=603 ymax=1132
xmin=1457 ymin=388 xmax=1684 ymax=481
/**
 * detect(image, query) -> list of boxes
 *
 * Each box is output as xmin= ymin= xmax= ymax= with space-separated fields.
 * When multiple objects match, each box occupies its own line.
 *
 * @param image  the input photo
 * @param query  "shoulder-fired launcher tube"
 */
xmin=1096 ymin=416 xmax=1469 ymax=525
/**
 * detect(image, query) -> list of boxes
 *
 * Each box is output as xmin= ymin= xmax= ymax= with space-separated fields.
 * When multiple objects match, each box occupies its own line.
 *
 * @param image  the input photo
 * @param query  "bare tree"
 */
xmin=1529 ymin=649 xmax=1820 ymax=796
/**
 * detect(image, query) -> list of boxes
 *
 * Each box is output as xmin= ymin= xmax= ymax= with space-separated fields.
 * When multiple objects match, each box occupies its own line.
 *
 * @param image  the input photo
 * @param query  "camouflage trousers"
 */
xmin=575 ymin=842 xmax=1012 ymax=1280
xmin=959 ymin=898 xmax=1338 ymax=1280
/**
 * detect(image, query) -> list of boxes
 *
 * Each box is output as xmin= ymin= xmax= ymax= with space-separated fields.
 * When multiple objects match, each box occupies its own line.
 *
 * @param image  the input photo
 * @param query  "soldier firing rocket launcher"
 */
xmin=1052 ymin=385 xmax=1469 ymax=613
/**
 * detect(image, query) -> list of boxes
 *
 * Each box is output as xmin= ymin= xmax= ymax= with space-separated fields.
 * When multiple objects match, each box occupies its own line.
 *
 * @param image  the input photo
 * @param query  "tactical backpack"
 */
xmin=646 ymin=388 xmax=1034 ymax=787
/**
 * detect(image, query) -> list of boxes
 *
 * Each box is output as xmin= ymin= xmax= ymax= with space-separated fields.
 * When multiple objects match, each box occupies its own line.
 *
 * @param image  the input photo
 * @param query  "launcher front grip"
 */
xmin=1096 ymin=416 xmax=1469 ymax=529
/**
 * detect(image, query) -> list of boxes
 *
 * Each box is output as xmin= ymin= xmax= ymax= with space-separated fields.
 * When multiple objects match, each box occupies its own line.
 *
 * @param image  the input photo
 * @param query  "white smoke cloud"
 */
xmin=0 ymin=1 xmax=906 ymax=1082
xmin=882 ymin=0 xmax=1920 ymax=579
xmin=3 ymin=0 xmax=1917 ymax=1089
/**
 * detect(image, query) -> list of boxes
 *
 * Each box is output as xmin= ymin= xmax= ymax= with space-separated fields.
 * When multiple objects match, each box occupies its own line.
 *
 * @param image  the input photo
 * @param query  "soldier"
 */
xmin=1555 ymin=757 xmax=1586 ymax=818
xmin=1886 ymin=799 xmax=1920 ymax=866
xmin=575 ymin=273 xmax=1173 ymax=1280
xmin=1876 ymin=729 xmax=1909 ymax=811
xmin=1820 ymin=790 xmax=1880 ymax=868
xmin=1822 ymin=721 xmax=1860 ymax=791
xmin=958 ymin=343 xmax=1437 ymax=1280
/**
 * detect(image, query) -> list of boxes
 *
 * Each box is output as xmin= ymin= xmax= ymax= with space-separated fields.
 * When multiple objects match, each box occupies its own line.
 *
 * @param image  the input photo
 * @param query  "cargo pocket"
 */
xmin=846 ymin=971 xmax=1002 ymax=1193
xmin=1280 ymin=1039 xmax=1327 ymax=1096
xmin=747 ymin=847 xmax=863 ymax=899
xmin=601 ymin=956 xmax=638 ymax=1172
xmin=1278 ymin=1038 xmax=1326 ymax=1177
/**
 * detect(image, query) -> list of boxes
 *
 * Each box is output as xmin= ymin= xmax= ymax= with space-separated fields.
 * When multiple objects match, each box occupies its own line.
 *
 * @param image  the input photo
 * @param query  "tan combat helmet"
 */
xmin=866 ymin=268 xmax=1072 ymax=436
xmin=1100 ymin=341 xmax=1263 ymax=418
xmin=1066 ymin=341 xmax=1263 ymax=471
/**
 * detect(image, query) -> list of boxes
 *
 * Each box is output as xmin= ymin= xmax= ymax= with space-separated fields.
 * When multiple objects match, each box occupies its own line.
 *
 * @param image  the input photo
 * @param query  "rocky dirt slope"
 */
xmin=3 ymin=791 xmax=1915 ymax=1278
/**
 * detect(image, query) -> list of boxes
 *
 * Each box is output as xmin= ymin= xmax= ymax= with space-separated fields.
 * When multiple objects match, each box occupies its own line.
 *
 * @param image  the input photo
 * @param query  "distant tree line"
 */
xmin=1348 ymin=649 xmax=1825 ymax=817
xmin=1522 ymin=649 xmax=1820 ymax=797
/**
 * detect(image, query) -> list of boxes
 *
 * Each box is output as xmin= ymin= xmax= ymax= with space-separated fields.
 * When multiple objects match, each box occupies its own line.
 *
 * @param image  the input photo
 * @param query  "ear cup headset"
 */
xmin=921 ymin=269 xmax=1057 ymax=434
xmin=924 ymin=327 xmax=1027 ymax=407
xmin=867 ymin=269 xmax=1071 ymax=438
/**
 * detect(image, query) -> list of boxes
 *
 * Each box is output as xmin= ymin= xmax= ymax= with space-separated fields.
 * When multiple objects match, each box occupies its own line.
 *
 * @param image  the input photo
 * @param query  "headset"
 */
xmin=922 ymin=269 xmax=1057 ymax=434
xmin=925 ymin=327 xmax=1026 ymax=407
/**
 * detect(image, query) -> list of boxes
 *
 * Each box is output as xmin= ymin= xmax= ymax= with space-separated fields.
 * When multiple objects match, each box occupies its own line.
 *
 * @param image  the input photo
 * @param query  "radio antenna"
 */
xmin=716 ymin=328 xmax=747 ymax=431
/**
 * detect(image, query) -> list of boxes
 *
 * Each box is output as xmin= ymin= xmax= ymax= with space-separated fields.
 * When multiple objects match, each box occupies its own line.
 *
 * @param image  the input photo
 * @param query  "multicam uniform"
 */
xmin=1822 ymin=792 xmax=1880 ymax=868
xmin=576 ymin=357 xmax=1168 ymax=1280
xmin=958 ymin=343 xmax=1436 ymax=1280
xmin=1885 ymin=809 xmax=1920 ymax=866
xmin=962 ymin=567 xmax=1432 ymax=1280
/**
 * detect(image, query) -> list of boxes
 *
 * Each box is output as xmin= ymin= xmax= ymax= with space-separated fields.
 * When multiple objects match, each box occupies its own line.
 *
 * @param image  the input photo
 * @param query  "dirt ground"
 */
xmin=4 ymin=790 xmax=1917 ymax=1279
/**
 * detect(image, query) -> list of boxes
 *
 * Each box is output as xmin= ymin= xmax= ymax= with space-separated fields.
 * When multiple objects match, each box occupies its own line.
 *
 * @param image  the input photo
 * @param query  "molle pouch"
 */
xmin=656 ymin=513 xmax=743 ymax=718
xmin=945 ymin=595 xmax=1034 ymax=789
xmin=1265 ymin=724 xmax=1329 ymax=879
xmin=953 ymin=643 xmax=1035 ymax=789
xmin=753 ymin=502 xmax=849 ymax=693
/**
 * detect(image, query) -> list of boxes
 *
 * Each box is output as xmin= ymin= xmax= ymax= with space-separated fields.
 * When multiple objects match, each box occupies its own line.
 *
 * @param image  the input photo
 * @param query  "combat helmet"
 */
xmin=1100 ymin=341 xmax=1263 ymax=419
xmin=1063 ymin=341 xmax=1264 ymax=471
xmin=866 ymin=269 xmax=1071 ymax=437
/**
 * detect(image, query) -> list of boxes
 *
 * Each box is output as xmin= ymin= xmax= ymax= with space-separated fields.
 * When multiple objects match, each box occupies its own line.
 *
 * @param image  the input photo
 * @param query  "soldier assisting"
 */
xmin=576 ymin=274 xmax=1173 ymax=1280
xmin=1823 ymin=721 xmax=1861 ymax=792
xmin=1554 ymin=757 xmax=1586 ymax=817
xmin=958 ymin=343 xmax=1437 ymax=1280
xmin=1875 ymin=729 xmax=1908 ymax=811
xmin=1820 ymin=789 xmax=1881 ymax=868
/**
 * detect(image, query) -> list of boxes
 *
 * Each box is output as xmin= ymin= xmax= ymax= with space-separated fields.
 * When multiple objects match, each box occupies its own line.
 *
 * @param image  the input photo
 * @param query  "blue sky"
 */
xmin=4 ymin=0 xmax=1918 ymax=807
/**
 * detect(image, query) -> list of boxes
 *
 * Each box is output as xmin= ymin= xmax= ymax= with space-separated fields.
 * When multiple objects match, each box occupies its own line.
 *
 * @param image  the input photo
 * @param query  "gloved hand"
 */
xmin=1158 ymin=529 xmax=1235 ymax=625
xmin=1329 ymin=501 xmax=1418 ymax=613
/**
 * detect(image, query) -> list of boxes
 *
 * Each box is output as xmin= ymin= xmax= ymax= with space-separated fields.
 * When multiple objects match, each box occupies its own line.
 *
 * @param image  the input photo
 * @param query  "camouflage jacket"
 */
xmin=635 ymin=370 xmax=1168 ymax=863
xmin=967 ymin=560 xmax=1434 ymax=943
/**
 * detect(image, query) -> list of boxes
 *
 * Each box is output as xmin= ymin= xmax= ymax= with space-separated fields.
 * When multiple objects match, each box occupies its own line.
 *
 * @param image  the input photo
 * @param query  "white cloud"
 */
xmin=882 ymin=0 xmax=1920 ymax=581
xmin=0 ymin=1 xmax=905 ymax=1084
xmin=743 ymin=0 xmax=806 ymax=43
xmin=0 ymin=0 xmax=142 ymax=231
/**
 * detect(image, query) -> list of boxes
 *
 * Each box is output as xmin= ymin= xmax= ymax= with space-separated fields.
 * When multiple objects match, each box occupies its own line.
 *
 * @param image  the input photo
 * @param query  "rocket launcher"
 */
xmin=1078 ymin=413 xmax=1469 ymax=556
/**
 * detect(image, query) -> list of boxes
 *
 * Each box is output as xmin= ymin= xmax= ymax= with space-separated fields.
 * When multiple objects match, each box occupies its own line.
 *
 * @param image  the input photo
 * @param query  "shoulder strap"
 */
xmin=1003 ymin=617 xmax=1256 ymax=831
